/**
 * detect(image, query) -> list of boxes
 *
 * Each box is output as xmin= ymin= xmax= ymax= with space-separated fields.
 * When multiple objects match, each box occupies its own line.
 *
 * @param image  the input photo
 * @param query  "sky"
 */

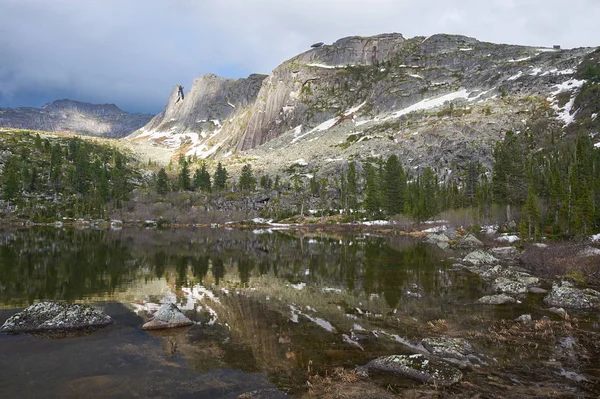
xmin=1 ymin=0 xmax=599 ymax=114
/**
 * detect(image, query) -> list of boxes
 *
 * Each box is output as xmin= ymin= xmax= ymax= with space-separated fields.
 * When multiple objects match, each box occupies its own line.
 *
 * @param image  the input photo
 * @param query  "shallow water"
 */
xmin=0 ymin=227 xmax=596 ymax=397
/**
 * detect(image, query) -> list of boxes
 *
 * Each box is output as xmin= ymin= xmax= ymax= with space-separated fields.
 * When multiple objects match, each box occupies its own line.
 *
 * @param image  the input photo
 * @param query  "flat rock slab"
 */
xmin=1 ymin=302 xmax=112 ymax=333
xmin=477 ymin=294 xmax=516 ymax=305
xmin=463 ymin=250 xmax=498 ymax=266
xmin=421 ymin=337 xmax=472 ymax=361
xmin=544 ymin=282 xmax=600 ymax=309
xmin=142 ymin=303 xmax=193 ymax=330
xmin=357 ymin=354 xmax=462 ymax=386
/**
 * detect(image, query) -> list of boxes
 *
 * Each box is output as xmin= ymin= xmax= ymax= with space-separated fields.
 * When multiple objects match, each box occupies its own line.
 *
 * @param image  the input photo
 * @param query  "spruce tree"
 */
xmin=178 ymin=155 xmax=191 ymax=191
xmin=383 ymin=155 xmax=406 ymax=216
xmin=1 ymin=157 xmax=21 ymax=204
xmin=214 ymin=162 xmax=228 ymax=191
xmin=156 ymin=168 xmax=169 ymax=195
xmin=239 ymin=164 xmax=256 ymax=191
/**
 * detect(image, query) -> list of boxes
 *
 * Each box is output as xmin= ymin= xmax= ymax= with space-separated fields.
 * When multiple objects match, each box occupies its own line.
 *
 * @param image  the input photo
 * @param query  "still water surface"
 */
xmin=0 ymin=227 xmax=548 ymax=397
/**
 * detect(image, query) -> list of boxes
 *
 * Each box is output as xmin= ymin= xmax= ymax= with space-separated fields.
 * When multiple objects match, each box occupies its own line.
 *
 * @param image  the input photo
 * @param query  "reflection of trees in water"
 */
xmin=0 ymin=228 xmax=458 ymax=307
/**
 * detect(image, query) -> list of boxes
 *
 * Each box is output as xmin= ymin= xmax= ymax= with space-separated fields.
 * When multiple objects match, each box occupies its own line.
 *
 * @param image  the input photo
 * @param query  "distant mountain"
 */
xmin=132 ymin=33 xmax=600 ymax=175
xmin=0 ymin=99 xmax=153 ymax=138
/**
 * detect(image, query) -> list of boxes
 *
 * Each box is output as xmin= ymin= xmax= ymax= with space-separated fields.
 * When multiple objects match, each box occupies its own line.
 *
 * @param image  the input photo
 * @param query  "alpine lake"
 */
xmin=0 ymin=227 xmax=598 ymax=398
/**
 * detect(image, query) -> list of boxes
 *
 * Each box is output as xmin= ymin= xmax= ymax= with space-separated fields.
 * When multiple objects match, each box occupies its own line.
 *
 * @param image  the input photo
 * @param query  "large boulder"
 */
xmin=463 ymin=250 xmax=498 ymax=266
xmin=454 ymin=234 xmax=484 ymax=248
xmin=0 ymin=302 xmax=112 ymax=333
xmin=544 ymin=282 xmax=600 ymax=309
xmin=142 ymin=303 xmax=194 ymax=330
xmin=357 ymin=354 xmax=462 ymax=386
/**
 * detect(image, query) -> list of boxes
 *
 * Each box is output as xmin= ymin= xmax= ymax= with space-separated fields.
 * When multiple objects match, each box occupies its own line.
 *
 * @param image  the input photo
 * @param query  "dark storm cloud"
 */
xmin=0 ymin=0 xmax=598 ymax=113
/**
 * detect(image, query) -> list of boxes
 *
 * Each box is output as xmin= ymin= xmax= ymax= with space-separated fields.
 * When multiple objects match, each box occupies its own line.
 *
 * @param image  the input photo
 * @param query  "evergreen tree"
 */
xmin=214 ymin=162 xmax=228 ymax=190
xmin=346 ymin=161 xmax=358 ymax=211
xmin=1 ymin=157 xmax=21 ymax=204
xmin=239 ymin=164 xmax=256 ymax=191
xmin=383 ymin=154 xmax=406 ymax=216
xmin=363 ymin=162 xmax=382 ymax=218
xmin=178 ymin=155 xmax=191 ymax=191
xmin=156 ymin=168 xmax=169 ymax=195
xmin=194 ymin=162 xmax=212 ymax=192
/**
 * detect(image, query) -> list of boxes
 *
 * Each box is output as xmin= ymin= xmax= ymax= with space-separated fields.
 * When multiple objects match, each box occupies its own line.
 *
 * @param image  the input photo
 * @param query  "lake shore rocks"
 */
xmin=142 ymin=303 xmax=194 ymax=330
xmin=544 ymin=282 xmax=600 ymax=309
xmin=0 ymin=302 xmax=112 ymax=333
xmin=477 ymin=294 xmax=516 ymax=305
xmin=357 ymin=354 xmax=462 ymax=386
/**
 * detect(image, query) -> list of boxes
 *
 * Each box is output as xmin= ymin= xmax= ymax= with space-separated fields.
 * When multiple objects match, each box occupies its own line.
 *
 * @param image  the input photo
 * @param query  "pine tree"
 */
xmin=383 ymin=154 xmax=406 ymax=216
xmin=239 ymin=164 xmax=256 ymax=191
xmin=1 ymin=157 xmax=21 ymax=204
xmin=156 ymin=168 xmax=169 ymax=195
xmin=214 ymin=162 xmax=228 ymax=191
xmin=178 ymin=155 xmax=191 ymax=191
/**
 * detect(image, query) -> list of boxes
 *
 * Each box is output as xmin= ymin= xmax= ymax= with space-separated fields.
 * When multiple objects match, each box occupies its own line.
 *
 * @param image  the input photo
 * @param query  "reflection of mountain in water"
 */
xmin=0 ymin=227 xmax=476 ymax=308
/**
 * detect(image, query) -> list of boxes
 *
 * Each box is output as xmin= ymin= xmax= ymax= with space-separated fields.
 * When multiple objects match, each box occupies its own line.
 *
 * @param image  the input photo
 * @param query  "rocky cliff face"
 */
xmin=0 ymin=99 xmax=153 ymax=138
xmin=131 ymin=74 xmax=266 ymax=156
xmin=133 ymin=33 xmax=599 ymax=175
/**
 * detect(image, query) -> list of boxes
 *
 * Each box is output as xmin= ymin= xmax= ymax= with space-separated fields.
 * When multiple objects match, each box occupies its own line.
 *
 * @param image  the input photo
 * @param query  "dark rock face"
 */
xmin=0 ymin=99 xmax=153 ymax=138
xmin=0 ymin=302 xmax=112 ymax=333
xmin=357 ymin=354 xmax=462 ymax=386
xmin=142 ymin=303 xmax=194 ymax=330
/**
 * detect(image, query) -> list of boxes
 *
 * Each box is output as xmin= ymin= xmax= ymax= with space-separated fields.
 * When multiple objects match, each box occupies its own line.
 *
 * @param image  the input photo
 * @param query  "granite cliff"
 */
xmin=132 ymin=33 xmax=600 ymax=174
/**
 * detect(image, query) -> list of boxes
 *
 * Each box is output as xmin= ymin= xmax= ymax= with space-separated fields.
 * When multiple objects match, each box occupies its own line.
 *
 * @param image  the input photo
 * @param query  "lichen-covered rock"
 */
xmin=421 ymin=337 xmax=472 ymax=361
xmin=463 ymin=250 xmax=498 ymax=266
xmin=544 ymin=282 xmax=600 ymax=309
xmin=142 ymin=303 xmax=194 ymax=330
xmin=493 ymin=277 xmax=529 ymax=294
xmin=454 ymin=234 xmax=484 ymax=248
xmin=476 ymin=294 xmax=516 ymax=305
xmin=0 ymin=302 xmax=112 ymax=333
xmin=357 ymin=354 xmax=462 ymax=386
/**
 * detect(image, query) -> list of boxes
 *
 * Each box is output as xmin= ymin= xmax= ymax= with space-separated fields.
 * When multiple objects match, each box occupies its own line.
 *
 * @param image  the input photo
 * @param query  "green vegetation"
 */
xmin=0 ymin=130 xmax=137 ymax=221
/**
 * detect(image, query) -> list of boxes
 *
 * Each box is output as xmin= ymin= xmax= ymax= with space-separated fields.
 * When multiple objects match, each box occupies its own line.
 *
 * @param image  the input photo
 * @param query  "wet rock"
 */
xmin=493 ymin=277 xmax=528 ymax=294
xmin=0 ymin=302 xmax=112 ymax=333
xmin=454 ymin=234 xmax=483 ymax=248
xmin=543 ymin=282 xmax=600 ymax=309
xmin=515 ymin=314 xmax=532 ymax=323
xmin=357 ymin=354 xmax=462 ymax=386
xmin=489 ymin=246 xmax=518 ymax=259
xmin=426 ymin=233 xmax=450 ymax=250
xmin=548 ymin=307 xmax=569 ymax=319
xmin=421 ymin=337 xmax=472 ymax=361
xmin=463 ymin=250 xmax=498 ymax=266
xmin=142 ymin=303 xmax=194 ymax=330
xmin=476 ymin=294 xmax=516 ymax=305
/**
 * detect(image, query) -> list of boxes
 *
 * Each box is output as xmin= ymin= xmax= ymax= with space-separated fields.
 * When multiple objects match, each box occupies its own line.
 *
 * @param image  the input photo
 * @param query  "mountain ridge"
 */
xmin=0 ymin=99 xmax=153 ymax=138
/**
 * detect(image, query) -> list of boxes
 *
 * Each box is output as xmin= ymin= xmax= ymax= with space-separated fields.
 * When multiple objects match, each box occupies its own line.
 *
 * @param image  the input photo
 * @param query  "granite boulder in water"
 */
xmin=142 ymin=303 xmax=194 ymax=330
xmin=356 ymin=354 xmax=462 ymax=386
xmin=0 ymin=302 xmax=112 ymax=333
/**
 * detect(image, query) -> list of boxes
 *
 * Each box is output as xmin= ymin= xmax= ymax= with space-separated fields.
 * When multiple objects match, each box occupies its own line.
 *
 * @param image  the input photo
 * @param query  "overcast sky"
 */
xmin=1 ymin=0 xmax=598 ymax=114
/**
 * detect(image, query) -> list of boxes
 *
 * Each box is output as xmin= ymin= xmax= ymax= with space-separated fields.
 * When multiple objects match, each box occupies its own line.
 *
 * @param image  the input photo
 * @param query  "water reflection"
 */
xmin=0 ymin=228 xmax=476 ymax=309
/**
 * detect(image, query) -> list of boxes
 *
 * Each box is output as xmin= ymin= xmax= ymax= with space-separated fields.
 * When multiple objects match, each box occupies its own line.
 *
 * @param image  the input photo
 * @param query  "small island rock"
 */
xmin=142 ymin=303 xmax=194 ymax=330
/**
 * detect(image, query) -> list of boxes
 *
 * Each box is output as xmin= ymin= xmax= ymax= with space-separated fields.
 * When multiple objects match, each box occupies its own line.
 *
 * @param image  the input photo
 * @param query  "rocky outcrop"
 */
xmin=0 ymin=99 xmax=152 ymax=138
xmin=0 ymin=302 xmax=112 ymax=333
xmin=357 ymin=354 xmax=462 ymax=386
xmin=131 ymin=74 xmax=266 ymax=155
xmin=142 ymin=303 xmax=194 ymax=330
xmin=477 ymin=294 xmax=516 ymax=305
xmin=544 ymin=281 xmax=600 ymax=309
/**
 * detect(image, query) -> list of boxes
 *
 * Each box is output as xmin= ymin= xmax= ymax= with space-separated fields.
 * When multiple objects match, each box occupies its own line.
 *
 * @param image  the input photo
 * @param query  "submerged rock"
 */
xmin=544 ymin=282 xmax=600 ymax=309
xmin=476 ymin=294 xmax=516 ymax=305
xmin=463 ymin=250 xmax=498 ymax=266
xmin=357 ymin=354 xmax=462 ymax=386
xmin=142 ymin=303 xmax=194 ymax=330
xmin=0 ymin=302 xmax=112 ymax=333
xmin=548 ymin=307 xmax=569 ymax=319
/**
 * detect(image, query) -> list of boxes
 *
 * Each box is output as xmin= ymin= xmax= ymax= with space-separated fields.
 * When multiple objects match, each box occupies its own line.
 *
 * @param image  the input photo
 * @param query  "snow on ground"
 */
xmin=291 ymin=102 xmax=365 ymax=143
xmin=459 ymin=48 xmax=473 ymax=51
xmin=591 ymin=234 xmax=600 ymax=242
xmin=408 ymin=74 xmax=423 ymax=79
xmin=595 ymin=142 xmax=600 ymax=148
xmin=496 ymin=235 xmax=520 ymax=243
xmin=508 ymin=57 xmax=531 ymax=63
xmin=421 ymin=225 xmax=447 ymax=233
xmin=306 ymin=63 xmax=352 ymax=69
xmin=547 ymin=78 xmax=586 ymax=126
xmin=361 ymin=220 xmax=390 ymax=226
xmin=227 ymin=102 xmax=235 ymax=108
xmin=389 ymin=89 xmax=471 ymax=119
